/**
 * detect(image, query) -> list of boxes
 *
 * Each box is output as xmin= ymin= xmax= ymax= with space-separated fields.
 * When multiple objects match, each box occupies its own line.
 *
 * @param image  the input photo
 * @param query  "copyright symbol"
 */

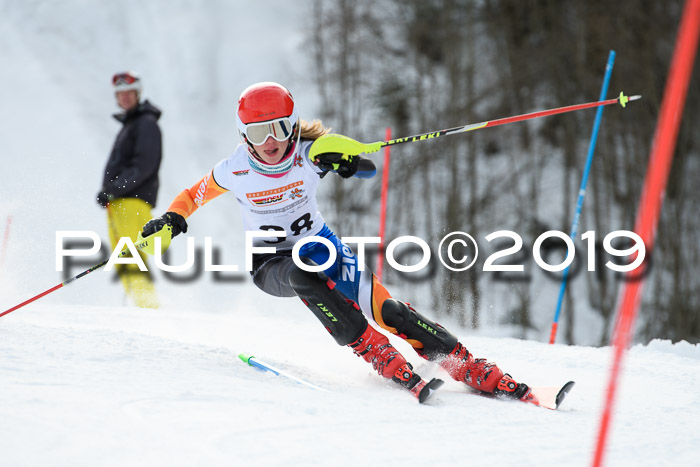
xmin=438 ymin=232 xmax=478 ymax=272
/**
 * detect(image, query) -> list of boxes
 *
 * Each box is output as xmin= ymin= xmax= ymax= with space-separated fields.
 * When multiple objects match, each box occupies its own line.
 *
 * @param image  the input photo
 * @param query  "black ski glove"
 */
xmin=96 ymin=190 xmax=114 ymax=208
xmin=142 ymin=212 xmax=188 ymax=238
xmin=313 ymin=152 xmax=359 ymax=178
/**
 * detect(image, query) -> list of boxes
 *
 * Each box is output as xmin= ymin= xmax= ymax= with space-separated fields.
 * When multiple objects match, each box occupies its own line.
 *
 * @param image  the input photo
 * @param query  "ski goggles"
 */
xmin=244 ymin=117 xmax=294 ymax=146
xmin=112 ymin=72 xmax=138 ymax=86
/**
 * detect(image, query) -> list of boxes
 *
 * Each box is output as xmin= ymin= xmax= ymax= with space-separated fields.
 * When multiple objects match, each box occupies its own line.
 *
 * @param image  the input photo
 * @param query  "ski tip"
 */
xmin=418 ymin=378 xmax=444 ymax=404
xmin=238 ymin=353 xmax=253 ymax=365
xmin=555 ymin=381 xmax=576 ymax=409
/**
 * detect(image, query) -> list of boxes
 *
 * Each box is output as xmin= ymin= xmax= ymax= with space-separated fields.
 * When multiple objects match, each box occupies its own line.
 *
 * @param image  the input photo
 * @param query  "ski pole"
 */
xmin=0 ymin=225 xmax=172 ymax=318
xmin=549 ymin=50 xmax=617 ymax=344
xmin=238 ymin=353 xmax=328 ymax=391
xmin=309 ymin=92 xmax=641 ymax=158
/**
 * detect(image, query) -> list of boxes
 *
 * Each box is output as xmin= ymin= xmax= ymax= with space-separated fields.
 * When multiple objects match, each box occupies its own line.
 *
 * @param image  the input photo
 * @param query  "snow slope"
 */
xmin=2 ymin=304 xmax=699 ymax=466
xmin=1 ymin=2 xmax=699 ymax=466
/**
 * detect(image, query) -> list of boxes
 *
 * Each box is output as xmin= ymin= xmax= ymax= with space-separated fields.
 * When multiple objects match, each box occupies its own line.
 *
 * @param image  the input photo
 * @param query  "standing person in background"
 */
xmin=97 ymin=71 xmax=162 ymax=308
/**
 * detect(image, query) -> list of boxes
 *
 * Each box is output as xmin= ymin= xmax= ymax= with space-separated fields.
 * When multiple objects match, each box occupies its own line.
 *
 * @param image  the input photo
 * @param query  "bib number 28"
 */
xmin=259 ymin=212 xmax=313 ymax=244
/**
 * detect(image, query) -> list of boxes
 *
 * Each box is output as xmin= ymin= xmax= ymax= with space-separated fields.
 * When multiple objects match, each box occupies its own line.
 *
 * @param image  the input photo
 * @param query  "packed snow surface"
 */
xmin=1 ymin=303 xmax=699 ymax=466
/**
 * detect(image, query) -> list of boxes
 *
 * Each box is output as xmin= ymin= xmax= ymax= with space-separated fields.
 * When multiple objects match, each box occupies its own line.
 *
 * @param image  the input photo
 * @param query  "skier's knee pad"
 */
xmin=381 ymin=299 xmax=458 ymax=360
xmin=289 ymin=260 xmax=368 ymax=346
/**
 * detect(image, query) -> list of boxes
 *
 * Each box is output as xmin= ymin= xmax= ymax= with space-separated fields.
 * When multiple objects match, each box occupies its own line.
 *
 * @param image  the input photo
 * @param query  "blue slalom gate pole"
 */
xmin=549 ymin=50 xmax=616 ymax=344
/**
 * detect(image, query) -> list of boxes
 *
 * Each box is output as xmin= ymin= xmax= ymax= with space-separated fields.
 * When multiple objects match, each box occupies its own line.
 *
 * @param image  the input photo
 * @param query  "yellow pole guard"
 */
xmin=135 ymin=224 xmax=173 ymax=256
xmin=308 ymin=133 xmax=383 ymax=160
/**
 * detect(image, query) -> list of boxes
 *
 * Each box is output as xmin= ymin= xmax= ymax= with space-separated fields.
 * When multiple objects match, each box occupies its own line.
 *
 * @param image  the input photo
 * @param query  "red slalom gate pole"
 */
xmin=592 ymin=1 xmax=700 ymax=466
xmin=376 ymin=127 xmax=391 ymax=281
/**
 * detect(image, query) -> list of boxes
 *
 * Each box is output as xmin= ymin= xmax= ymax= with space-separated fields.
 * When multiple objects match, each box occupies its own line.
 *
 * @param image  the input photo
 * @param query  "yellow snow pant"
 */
xmin=106 ymin=198 xmax=159 ymax=308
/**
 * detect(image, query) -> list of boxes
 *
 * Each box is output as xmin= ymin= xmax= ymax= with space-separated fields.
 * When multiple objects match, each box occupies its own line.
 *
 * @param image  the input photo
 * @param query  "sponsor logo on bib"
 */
xmin=247 ymin=181 xmax=304 ymax=206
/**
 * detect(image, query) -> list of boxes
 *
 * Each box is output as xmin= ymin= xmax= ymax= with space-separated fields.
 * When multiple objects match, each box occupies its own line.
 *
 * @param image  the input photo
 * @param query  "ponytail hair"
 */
xmin=299 ymin=119 xmax=331 ymax=141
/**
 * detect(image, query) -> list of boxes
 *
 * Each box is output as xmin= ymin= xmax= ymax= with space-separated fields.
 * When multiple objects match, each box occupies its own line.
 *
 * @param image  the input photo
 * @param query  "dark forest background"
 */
xmin=307 ymin=0 xmax=699 ymax=345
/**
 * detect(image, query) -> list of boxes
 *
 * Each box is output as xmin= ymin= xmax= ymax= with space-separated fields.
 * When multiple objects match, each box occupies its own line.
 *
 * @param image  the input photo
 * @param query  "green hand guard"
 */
xmin=308 ymin=133 xmax=382 ymax=163
xmin=135 ymin=224 xmax=173 ymax=256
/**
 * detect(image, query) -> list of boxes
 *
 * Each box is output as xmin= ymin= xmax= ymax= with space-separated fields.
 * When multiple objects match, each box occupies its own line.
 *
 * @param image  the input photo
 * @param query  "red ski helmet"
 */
xmin=236 ymin=82 xmax=300 ymax=176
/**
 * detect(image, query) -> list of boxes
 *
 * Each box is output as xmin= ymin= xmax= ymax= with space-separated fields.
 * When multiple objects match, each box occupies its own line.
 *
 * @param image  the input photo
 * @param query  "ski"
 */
xmin=238 ymin=353 xmax=328 ymax=391
xmin=521 ymin=381 xmax=575 ymax=410
xmin=409 ymin=377 xmax=444 ymax=404
xmin=238 ymin=352 xmax=443 ymax=404
xmin=444 ymin=380 xmax=575 ymax=409
xmin=237 ymin=350 xmax=569 ymax=407
xmin=237 ymin=351 xmax=570 ymax=407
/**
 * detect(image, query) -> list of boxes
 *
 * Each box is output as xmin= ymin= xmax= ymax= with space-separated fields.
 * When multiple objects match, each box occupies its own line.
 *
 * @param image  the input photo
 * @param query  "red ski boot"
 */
xmin=349 ymin=324 xmax=443 ymax=402
xmin=439 ymin=342 xmax=503 ymax=392
xmin=349 ymin=324 xmax=419 ymax=386
xmin=440 ymin=342 xmax=532 ymax=400
xmin=494 ymin=373 xmax=535 ymax=402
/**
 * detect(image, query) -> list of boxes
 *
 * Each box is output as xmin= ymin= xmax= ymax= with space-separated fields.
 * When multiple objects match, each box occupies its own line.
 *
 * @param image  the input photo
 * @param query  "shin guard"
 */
xmin=380 ymin=299 xmax=458 ymax=360
xmin=289 ymin=266 xmax=368 ymax=346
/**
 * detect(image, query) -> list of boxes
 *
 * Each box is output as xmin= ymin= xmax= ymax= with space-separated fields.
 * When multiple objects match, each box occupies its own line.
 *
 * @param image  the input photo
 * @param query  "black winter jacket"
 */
xmin=102 ymin=100 xmax=162 ymax=207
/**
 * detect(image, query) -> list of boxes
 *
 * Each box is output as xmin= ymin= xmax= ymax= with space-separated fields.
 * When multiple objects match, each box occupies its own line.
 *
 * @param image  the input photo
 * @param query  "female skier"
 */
xmin=142 ymin=82 xmax=534 ymax=403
